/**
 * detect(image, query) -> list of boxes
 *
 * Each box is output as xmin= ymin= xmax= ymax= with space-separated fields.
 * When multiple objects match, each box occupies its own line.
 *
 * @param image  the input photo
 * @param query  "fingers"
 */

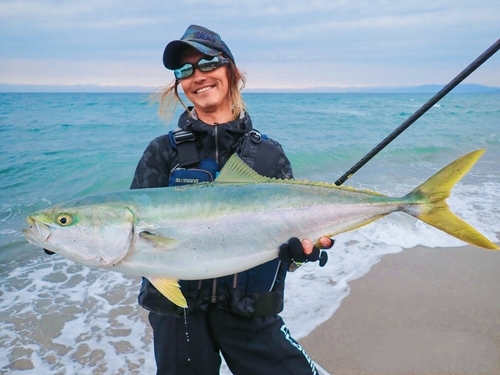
xmin=316 ymin=236 xmax=335 ymax=249
xmin=319 ymin=236 xmax=331 ymax=248
xmin=308 ymin=237 xmax=333 ymax=267
xmin=279 ymin=237 xmax=334 ymax=267
xmin=301 ymin=239 xmax=314 ymax=255
xmin=294 ymin=237 xmax=334 ymax=255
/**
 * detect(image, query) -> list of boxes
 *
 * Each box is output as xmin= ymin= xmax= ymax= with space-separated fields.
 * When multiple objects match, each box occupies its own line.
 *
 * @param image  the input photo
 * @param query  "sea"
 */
xmin=1 ymin=92 xmax=499 ymax=374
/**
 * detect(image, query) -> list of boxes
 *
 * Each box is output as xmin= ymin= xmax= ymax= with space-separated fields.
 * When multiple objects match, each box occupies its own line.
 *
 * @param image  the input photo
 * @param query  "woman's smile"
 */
xmin=195 ymin=85 xmax=214 ymax=94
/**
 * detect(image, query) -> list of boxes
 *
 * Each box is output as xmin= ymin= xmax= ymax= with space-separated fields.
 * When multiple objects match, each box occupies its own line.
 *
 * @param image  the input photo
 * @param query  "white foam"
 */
xmin=0 ymin=257 xmax=156 ymax=374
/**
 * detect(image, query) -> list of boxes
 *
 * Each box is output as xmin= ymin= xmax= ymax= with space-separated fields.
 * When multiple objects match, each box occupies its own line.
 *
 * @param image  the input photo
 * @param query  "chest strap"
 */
xmin=169 ymin=129 xmax=199 ymax=167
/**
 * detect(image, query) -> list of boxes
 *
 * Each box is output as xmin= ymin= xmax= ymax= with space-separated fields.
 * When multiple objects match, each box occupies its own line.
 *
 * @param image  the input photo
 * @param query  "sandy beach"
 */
xmin=300 ymin=242 xmax=500 ymax=375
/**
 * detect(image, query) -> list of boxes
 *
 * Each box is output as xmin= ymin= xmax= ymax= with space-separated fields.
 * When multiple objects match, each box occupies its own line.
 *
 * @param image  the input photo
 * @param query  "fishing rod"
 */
xmin=335 ymin=38 xmax=500 ymax=186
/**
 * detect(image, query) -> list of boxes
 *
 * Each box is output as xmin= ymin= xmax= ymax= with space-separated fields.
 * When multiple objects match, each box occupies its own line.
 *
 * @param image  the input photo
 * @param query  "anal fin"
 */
xmin=148 ymin=277 xmax=188 ymax=308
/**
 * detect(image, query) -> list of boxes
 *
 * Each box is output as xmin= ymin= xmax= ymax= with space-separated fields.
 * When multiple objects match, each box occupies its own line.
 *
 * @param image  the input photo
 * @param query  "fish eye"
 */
xmin=56 ymin=214 xmax=73 ymax=226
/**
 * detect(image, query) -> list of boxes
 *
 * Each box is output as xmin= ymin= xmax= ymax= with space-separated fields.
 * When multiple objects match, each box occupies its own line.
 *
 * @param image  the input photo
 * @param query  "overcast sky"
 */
xmin=1 ymin=0 xmax=499 ymax=90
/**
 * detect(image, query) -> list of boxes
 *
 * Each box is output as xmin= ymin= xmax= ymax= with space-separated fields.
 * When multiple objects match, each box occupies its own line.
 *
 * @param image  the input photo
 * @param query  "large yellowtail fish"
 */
xmin=23 ymin=150 xmax=499 ymax=307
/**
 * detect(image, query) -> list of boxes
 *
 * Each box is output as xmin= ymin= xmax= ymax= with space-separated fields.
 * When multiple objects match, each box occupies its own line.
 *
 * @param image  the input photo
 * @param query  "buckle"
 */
xmin=246 ymin=130 xmax=262 ymax=144
xmin=173 ymin=129 xmax=195 ymax=144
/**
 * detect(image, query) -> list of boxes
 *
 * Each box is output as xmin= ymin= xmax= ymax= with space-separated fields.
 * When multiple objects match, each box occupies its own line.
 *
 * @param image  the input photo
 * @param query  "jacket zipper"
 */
xmin=214 ymin=124 xmax=219 ymax=164
xmin=211 ymin=279 xmax=217 ymax=303
xmin=232 ymin=273 xmax=238 ymax=288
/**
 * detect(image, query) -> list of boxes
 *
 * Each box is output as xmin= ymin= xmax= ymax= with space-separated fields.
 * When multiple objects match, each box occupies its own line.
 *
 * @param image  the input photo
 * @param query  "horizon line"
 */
xmin=0 ymin=83 xmax=498 ymax=94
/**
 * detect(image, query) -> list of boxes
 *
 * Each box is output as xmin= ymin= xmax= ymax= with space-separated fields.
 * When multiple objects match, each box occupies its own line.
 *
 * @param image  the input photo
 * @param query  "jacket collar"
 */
xmin=178 ymin=107 xmax=253 ymax=135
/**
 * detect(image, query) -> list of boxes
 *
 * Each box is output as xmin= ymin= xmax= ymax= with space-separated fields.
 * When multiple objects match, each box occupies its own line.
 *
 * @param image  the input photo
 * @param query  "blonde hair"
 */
xmin=157 ymin=58 xmax=246 ymax=123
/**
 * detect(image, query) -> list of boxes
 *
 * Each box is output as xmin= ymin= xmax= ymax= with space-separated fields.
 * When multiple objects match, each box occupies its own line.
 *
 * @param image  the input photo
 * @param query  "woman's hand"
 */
xmin=302 ymin=237 xmax=333 ymax=255
xmin=279 ymin=236 xmax=334 ymax=267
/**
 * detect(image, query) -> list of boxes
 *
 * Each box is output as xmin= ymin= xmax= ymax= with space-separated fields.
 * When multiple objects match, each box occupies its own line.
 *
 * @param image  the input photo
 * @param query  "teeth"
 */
xmin=196 ymin=86 xmax=212 ymax=94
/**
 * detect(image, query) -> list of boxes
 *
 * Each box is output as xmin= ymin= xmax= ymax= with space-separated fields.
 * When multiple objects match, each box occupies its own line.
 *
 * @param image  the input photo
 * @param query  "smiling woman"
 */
xmin=129 ymin=24 xmax=331 ymax=375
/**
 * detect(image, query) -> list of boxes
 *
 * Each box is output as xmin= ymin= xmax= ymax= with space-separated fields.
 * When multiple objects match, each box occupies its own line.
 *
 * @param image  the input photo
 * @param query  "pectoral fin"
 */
xmin=148 ymin=277 xmax=188 ymax=308
xmin=139 ymin=231 xmax=178 ymax=250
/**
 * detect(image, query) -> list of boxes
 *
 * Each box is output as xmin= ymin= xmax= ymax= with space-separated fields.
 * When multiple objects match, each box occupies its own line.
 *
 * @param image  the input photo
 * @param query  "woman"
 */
xmin=131 ymin=24 xmax=332 ymax=375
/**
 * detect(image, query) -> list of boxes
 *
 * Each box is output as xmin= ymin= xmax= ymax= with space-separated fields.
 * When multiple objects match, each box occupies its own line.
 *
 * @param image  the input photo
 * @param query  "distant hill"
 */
xmin=0 ymin=84 xmax=156 ymax=93
xmin=0 ymin=83 xmax=498 ymax=94
xmin=358 ymin=84 xmax=499 ymax=94
xmin=246 ymin=84 xmax=500 ymax=94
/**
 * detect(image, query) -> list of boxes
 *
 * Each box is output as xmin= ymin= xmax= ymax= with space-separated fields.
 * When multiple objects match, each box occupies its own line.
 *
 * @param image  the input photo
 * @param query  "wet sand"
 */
xmin=300 ymin=244 xmax=500 ymax=375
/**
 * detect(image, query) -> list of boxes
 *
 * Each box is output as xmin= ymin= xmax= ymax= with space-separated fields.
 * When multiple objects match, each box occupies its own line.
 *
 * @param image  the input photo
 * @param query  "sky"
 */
xmin=1 ymin=0 xmax=499 ymax=90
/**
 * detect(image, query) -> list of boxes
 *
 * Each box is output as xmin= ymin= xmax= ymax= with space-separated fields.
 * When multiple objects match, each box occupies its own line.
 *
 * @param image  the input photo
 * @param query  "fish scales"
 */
xmin=116 ymin=183 xmax=404 ymax=279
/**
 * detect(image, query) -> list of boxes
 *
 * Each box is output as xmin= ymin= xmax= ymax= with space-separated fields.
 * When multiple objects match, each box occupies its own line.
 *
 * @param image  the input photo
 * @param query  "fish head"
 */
xmin=23 ymin=203 xmax=135 ymax=268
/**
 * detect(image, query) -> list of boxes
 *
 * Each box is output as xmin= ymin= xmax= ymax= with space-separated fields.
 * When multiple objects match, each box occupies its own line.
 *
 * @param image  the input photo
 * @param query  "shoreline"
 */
xmin=300 ymin=243 xmax=500 ymax=375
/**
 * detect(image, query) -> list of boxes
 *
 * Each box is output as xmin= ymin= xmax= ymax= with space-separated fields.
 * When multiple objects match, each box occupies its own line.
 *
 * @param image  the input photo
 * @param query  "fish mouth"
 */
xmin=23 ymin=216 xmax=52 ymax=245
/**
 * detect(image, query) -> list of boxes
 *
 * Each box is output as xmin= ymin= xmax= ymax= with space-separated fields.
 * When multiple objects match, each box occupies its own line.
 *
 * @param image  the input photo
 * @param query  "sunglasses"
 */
xmin=174 ymin=56 xmax=230 ymax=80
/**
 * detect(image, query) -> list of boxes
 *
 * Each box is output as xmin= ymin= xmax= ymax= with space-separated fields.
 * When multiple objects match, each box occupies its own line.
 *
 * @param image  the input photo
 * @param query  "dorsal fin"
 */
xmin=215 ymin=154 xmax=275 ymax=184
xmin=215 ymin=154 xmax=387 ymax=197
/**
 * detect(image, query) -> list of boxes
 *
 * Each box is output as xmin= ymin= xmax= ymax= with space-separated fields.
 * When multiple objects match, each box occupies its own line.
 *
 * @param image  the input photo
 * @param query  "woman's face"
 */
xmin=178 ymin=48 xmax=231 ymax=121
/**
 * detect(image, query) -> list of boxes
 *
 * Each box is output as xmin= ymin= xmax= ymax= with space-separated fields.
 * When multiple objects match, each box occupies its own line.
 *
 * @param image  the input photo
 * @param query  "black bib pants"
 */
xmin=149 ymin=307 xmax=319 ymax=375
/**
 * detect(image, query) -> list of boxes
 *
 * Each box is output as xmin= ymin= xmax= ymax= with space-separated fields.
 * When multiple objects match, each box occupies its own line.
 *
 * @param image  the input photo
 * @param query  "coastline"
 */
xmin=300 ymin=242 xmax=500 ymax=375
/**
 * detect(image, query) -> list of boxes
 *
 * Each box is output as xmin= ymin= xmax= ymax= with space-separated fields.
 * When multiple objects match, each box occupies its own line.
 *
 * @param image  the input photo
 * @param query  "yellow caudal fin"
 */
xmin=148 ymin=277 xmax=188 ymax=308
xmin=404 ymin=149 xmax=499 ymax=250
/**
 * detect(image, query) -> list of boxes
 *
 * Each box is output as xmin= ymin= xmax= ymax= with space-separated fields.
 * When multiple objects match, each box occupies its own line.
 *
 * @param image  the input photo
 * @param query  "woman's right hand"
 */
xmin=279 ymin=237 xmax=333 ymax=267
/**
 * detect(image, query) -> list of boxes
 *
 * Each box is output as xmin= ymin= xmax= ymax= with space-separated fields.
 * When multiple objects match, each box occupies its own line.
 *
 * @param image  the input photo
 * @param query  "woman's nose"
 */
xmin=191 ymin=67 xmax=206 ymax=81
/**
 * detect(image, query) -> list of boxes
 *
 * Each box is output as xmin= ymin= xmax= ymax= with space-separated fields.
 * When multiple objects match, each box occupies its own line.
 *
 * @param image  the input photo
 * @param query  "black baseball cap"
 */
xmin=163 ymin=25 xmax=235 ymax=70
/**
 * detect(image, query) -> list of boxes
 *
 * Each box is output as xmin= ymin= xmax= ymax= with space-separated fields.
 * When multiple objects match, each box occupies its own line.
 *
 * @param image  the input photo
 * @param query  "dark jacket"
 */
xmin=130 ymin=109 xmax=293 ymax=317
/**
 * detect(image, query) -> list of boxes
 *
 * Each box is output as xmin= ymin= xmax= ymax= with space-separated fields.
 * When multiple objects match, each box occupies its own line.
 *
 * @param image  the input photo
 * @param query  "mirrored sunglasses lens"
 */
xmin=198 ymin=57 xmax=221 ymax=72
xmin=175 ymin=64 xmax=193 ymax=79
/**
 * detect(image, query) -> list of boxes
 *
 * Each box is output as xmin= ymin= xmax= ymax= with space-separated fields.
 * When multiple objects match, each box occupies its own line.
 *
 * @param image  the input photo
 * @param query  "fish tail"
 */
xmin=404 ymin=149 xmax=499 ymax=250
